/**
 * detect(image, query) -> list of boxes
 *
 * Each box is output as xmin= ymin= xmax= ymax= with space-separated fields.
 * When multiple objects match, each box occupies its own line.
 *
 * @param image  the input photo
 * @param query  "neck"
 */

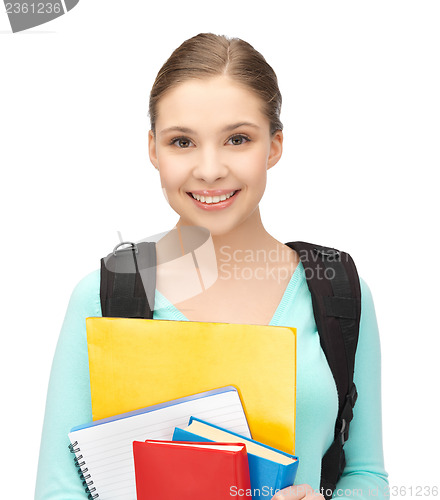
xmin=213 ymin=208 xmax=274 ymax=253
xmin=173 ymin=208 xmax=287 ymax=276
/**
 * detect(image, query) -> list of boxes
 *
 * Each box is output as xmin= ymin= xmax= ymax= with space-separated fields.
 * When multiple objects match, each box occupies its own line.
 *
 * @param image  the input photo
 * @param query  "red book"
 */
xmin=133 ymin=440 xmax=251 ymax=499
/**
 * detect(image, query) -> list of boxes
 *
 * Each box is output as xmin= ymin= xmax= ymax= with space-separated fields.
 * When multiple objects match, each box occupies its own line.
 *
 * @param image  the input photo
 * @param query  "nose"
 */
xmin=192 ymin=146 xmax=228 ymax=184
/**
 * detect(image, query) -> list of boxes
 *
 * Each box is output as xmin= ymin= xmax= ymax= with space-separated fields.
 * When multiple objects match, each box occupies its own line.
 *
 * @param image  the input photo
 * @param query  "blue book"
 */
xmin=173 ymin=416 xmax=299 ymax=498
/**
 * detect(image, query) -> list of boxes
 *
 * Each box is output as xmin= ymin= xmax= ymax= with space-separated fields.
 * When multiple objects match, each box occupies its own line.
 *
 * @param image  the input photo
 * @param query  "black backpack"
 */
xmin=100 ymin=240 xmax=361 ymax=500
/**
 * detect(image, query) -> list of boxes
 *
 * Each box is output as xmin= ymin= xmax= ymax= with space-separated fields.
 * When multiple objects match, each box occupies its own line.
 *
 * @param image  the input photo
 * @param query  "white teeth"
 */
xmin=191 ymin=191 xmax=236 ymax=203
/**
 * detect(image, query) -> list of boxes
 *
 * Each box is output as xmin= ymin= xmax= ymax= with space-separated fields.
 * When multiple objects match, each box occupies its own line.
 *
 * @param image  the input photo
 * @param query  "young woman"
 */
xmin=35 ymin=33 xmax=388 ymax=499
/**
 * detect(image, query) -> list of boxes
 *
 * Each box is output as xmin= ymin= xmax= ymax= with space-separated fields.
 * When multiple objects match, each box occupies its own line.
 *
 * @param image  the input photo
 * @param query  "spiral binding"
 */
xmin=68 ymin=441 xmax=99 ymax=499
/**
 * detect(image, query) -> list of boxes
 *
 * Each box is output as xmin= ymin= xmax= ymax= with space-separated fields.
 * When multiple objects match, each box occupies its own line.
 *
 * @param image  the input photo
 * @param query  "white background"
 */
xmin=1 ymin=1 xmax=439 ymax=498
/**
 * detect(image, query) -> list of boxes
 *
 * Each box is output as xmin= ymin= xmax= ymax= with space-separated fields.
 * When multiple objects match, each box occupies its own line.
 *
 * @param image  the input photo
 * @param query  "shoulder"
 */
xmin=72 ymin=268 xmax=100 ymax=293
xmin=53 ymin=268 xmax=102 ymax=357
xmin=356 ymin=276 xmax=382 ymax=360
xmin=358 ymin=276 xmax=377 ymax=319
xmin=67 ymin=268 xmax=101 ymax=316
xmin=359 ymin=276 xmax=373 ymax=303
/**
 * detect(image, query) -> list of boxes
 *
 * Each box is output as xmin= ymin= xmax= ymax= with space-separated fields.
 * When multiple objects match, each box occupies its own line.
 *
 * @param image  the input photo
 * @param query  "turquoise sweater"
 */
xmin=35 ymin=261 xmax=389 ymax=499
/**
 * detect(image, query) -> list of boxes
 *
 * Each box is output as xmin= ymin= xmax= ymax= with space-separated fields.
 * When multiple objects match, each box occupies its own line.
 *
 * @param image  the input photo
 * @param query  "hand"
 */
xmin=271 ymin=483 xmax=325 ymax=499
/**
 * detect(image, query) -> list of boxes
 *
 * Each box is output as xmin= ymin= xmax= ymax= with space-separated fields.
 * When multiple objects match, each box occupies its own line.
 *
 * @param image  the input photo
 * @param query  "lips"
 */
xmin=188 ymin=190 xmax=238 ymax=204
xmin=186 ymin=189 xmax=241 ymax=210
xmin=188 ymin=189 xmax=239 ymax=196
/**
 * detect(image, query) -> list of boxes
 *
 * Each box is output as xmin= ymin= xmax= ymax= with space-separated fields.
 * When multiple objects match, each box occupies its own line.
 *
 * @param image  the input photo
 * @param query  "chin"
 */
xmin=199 ymin=216 xmax=249 ymax=237
xmin=173 ymin=197 xmax=255 ymax=237
xmin=175 ymin=215 xmax=237 ymax=237
xmin=204 ymin=225 xmax=233 ymax=237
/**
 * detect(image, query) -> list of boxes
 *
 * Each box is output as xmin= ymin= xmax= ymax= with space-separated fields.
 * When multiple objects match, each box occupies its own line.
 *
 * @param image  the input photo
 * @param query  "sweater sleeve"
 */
xmin=332 ymin=278 xmax=389 ymax=499
xmin=35 ymin=269 xmax=101 ymax=500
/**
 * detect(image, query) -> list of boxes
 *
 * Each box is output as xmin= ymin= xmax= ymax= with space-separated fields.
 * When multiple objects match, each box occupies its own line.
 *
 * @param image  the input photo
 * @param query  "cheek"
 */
xmin=234 ymin=150 xmax=268 ymax=188
xmin=158 ymin=158 xmax=189 ymax=192
xmin=158 ymin=164 xmax=187 ymax=211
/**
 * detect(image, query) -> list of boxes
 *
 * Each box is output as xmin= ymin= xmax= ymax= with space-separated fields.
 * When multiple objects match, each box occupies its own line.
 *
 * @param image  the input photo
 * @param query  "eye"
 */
xmin=170 ymin=137 xmax=193 ymax=148
xmin=227 ymin=134 xmax=251 ymax=146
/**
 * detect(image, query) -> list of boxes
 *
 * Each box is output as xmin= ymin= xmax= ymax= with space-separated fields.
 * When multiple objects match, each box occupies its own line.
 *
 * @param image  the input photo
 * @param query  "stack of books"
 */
xmin=67 ymin=318 xmax=299 ymax=499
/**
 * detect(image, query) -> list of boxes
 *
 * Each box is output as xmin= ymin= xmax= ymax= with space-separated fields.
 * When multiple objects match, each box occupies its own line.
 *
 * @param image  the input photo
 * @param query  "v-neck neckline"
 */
xmin=153 ymin=261 xmax=305 ymax=325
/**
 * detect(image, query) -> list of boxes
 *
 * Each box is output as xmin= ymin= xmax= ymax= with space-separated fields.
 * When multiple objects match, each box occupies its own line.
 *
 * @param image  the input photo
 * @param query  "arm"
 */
xmin=332 ymin=278 xmax=389 ymax=499
xmin=35 ymin=269 xmax=101 ymax=500
xmin=271 ymin=278 xmax=389 ymax=500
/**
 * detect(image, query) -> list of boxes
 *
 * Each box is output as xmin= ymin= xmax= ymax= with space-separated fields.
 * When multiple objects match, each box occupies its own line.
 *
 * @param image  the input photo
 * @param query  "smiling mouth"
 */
xmin=186 ymin=190 xmax=240 ymax=204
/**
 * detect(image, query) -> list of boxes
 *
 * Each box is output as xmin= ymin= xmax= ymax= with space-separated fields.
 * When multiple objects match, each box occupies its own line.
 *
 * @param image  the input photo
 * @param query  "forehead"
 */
xmin=155 ymin=76 xmax=268 ymax=132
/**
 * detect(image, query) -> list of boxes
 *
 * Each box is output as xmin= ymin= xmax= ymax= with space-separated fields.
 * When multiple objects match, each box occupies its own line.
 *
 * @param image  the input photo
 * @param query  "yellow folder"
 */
xmin=86 ymin=317 xmax=297 ymax=453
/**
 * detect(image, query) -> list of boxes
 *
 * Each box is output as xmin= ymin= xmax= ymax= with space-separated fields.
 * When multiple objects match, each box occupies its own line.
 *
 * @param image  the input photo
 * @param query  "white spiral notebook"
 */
xmin=67 ymin=386 xmax=250 ymax=500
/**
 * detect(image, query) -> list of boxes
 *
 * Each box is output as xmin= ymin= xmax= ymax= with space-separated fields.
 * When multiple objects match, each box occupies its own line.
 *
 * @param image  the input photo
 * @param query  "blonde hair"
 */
xmin=149 ymin=33 xmax=283 ymax=137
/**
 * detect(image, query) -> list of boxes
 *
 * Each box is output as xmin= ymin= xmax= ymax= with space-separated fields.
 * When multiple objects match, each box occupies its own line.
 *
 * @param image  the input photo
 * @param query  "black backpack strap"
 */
xmin=100 ymin=241 xmax=156 ymax=319
xmin=285 ymin=241 xmax=361 ymax=499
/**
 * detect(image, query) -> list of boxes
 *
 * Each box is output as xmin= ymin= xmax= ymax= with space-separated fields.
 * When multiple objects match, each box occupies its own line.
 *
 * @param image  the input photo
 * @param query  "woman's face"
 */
xmin=148 ymin=75 xmax=283 ymax=236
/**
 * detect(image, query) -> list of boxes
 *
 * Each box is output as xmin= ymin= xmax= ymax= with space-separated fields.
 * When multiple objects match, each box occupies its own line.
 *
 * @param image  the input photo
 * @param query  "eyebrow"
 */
xmin=159 ymin=122 xmax=260 ymax=136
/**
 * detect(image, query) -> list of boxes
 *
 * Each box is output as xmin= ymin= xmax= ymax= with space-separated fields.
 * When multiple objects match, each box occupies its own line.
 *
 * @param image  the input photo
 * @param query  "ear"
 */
xmin=267 ymin=130 xmax=283 ymax=171
xmin=148 ymin=130 xmax=159 ymax=170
